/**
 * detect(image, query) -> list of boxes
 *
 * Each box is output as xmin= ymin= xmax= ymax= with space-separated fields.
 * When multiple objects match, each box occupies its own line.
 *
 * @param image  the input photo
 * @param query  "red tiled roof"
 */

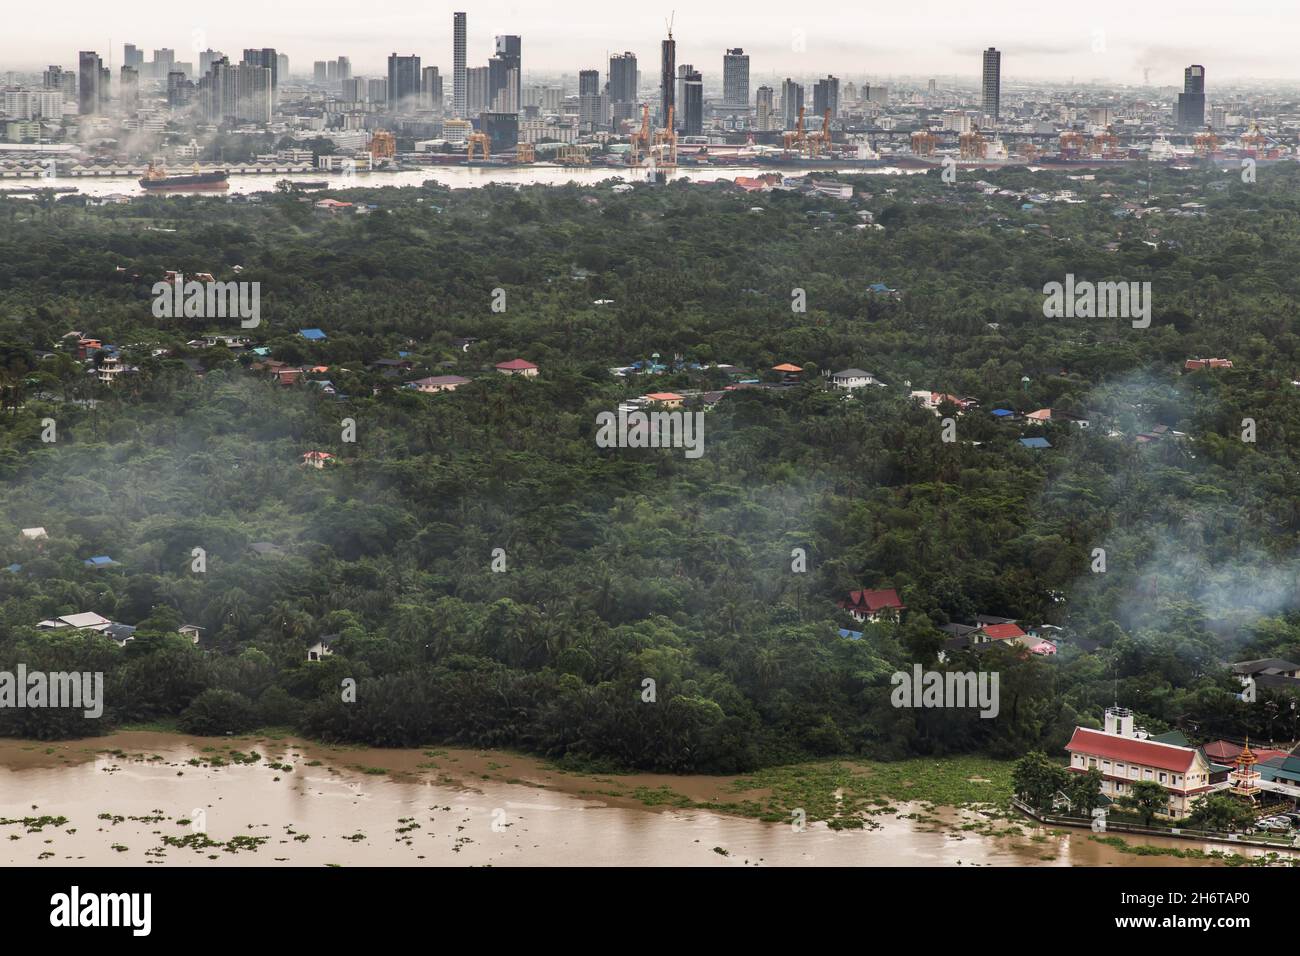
xmin=981 ymin=622 xmax=1026 ymax=641
xmin=772 ymin=363 xmax=803 ymax=373
xmin=839 ymin=588 xmax=904 ymax=612
xmin=1065 ymin=727 xmax=1198 ymax=774
xmin=1203 ymin=740 xmax=1242 ymax=762
xmin=496 ymin=358 xmax=538 ymax=370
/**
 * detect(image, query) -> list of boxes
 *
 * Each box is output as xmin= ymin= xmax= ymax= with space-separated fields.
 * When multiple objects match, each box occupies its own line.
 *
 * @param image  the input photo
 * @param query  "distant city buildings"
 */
xmin=781 ymin=78 xmax=804 ymax=129
xmin=1178 ymin=64 xmax=1206 ymax=130
xmin=660 ymin=28 xmax=675 ymax=125
xmin=812 ymin=75 xmax=839 ymax=121
xmin=453 ymin=11 xmax=467 ymax=117
xmin=722 ymin=48 xmax=749 ymax=107
xmin=387 ymin=53 xmax=421 ymax=112
xmin=982 ymin=46 xmax=1001 ymax=121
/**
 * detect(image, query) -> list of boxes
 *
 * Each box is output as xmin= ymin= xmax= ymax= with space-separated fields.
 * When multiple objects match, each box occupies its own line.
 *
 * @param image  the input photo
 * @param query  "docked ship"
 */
xmin=138 ymin=162 xmax=229 ymax=192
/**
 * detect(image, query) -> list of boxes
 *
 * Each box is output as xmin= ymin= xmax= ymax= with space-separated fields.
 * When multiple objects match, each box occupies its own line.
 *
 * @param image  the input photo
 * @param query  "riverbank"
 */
xmin=2 ymin=731 xmax=1294 ymax=866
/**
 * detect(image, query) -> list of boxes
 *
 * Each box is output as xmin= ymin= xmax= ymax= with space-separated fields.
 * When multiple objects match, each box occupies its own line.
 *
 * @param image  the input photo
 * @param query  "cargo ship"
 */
xmin=138 ymin=163 xmax=229 ymax=192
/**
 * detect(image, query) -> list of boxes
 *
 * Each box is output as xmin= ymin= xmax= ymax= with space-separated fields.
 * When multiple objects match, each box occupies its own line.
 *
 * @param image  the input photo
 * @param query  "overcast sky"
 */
xmin=4 ymin=1 xmax=1296 ymax=84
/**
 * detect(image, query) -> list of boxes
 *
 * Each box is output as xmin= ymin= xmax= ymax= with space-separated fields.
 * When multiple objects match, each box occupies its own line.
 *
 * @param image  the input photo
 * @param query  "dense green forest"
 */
xmin=1 ymin=162 xmax=1299 ymax=771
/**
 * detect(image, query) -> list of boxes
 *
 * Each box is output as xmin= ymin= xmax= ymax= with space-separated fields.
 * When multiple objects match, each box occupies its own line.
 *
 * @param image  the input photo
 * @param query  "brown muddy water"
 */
xmin=0 ymin=732 xmax=1289 ymax=867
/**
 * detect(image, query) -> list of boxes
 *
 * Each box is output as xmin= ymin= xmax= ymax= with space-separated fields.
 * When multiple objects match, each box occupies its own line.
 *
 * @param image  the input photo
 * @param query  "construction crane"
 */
xmin=466 ymin=132 xmax=491 ymax=162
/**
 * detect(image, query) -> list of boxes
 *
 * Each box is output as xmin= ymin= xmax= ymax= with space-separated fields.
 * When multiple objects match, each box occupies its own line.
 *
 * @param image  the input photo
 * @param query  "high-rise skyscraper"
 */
xmin=313 ymin=61 xmax=328 ymax=84
xmin=387 ymin=53 xmax=422 ymax=112
xmin=78 ymin=51 xmax=102 ymax=114
xmin=578 ymin=69 xmax=599 ymax=97
xmin=120 ymin=65 xmax=139 ymax=113
xmin=723 ymin=48 xmax=749 ymax=107
xmin=422 ymin=66 xmax=443 ymax=112
xmin=244 ymin=50 xmax=277 ymax=88
xmin=453 ymin=12 xmax=467 ymax=117
xmin=608 ymin=52 xmax=637 ymax=102
xmin=336 ymin=57 xmax=351 ymax=82
xmin=682 ymin=68 xmax=703 ymax=135
xmin=813 ymin=75 xmax=839 ymax=120
xmin=781 ymin=78 xmax=803 ymax=130
xmin=277 ymin=53 xmax=290 ymax=83
xmin=981 ymin=47 xmax=1000 ymax=121
xmin=199 ymin=50 xmax=224 ymax=78
xmin=466 ymin=65 xmax=490 ymax=115
xmin=1177 ymin=64 xmax=1206 ymax=129
xmin=660 ymin=28 xmax=675 ymax=125
xmin=490 ymin=35 xmax=521 ymax=113
xmin=756 ymin=85 xmax=774 ymax=130
xmin=123 ymin=44 xmax=143 ymax=69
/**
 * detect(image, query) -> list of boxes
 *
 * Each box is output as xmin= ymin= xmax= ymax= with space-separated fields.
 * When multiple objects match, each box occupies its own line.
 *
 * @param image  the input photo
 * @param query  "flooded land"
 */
xmin=0 ymin=732 xmax=1291 ymax=867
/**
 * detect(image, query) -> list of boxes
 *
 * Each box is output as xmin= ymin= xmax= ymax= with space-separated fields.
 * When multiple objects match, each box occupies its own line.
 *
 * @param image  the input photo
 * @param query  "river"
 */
xmin=0 ymin=732 xmax=1286 ymax=867
xmin=15 ymin=164 xmax=922 ymax=198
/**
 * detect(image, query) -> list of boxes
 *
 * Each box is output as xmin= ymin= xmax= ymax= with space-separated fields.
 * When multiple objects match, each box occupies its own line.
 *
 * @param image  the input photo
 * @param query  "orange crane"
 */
xmin=959 ymin=128 xmax=985 ymax=160
xmin=627 ymin=104 xmax=651 ymax=165
xmin=1092 ymin=125 xmax=1119 ymax=155
xmin=811 ymin=108 xmax=833 ymax=156
xmin=651 ymin=104 xmax=677 ymax=168
xmin=1241 ymin=121 xmax=1268 ymax=154
xmin=1193 ymin=126 xmax=1219 ymax=156
xmin=783 ymin=105 xmax=807 ymax=155
xmin=466 ymin=132 xmax=491 ymax=162
xmin=515 ymin=142 xmax=535 ymax=163
xmin=1059 ymin=130 xmax=1086 ymax=153
xmin=910 ymin=130 xmax=936 ymax=156
xmin=370 ymin=130 xmax=396 ymax=160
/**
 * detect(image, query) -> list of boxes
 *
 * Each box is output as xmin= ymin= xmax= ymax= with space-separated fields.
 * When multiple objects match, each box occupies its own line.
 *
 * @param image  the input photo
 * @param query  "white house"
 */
xmin=831 ymin=368 xmax=881 ymax=391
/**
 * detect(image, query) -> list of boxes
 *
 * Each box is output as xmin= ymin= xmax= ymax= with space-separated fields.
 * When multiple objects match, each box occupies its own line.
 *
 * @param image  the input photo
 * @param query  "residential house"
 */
xmin=1065 ymin=707 xmax=1215 ymax=817
xmin=248 ymin=541 xmax=284 ymax=557
xmin=21 ymin=527 xmax=47 ymax=541
xmin=307 ymin=635 xmax=337 ymax=661
xmin=299 ymin=328 xmax=328 ymax=342
xmin=409 ymin=375 xmax=471 ymax=394
xmin=1184 ymin=358 xmax=1233 ymax=371
xmin=301 ymin=451 xmax=336 ymax=469
xmin=830 ymin=369 xmax=881 ymax=391
xmin=83 ymin=555 xmax=118 ymax=568
xmin=910 ymin=390 xmax=976 ymax=414
xmin=1020 ymin=437 xmax=1052 ymax=449
xmin=838 ymin=588 xmax=906 ymax=624
xmin=178 ymin=624 xmax=204 ymax=645
xmin=643 ymin=392 xmax=684 ymax=408
xmin=495 ymin=358 xmax=539 ymax=377
xmin=772 ymin=363 xmax=803 ymax=384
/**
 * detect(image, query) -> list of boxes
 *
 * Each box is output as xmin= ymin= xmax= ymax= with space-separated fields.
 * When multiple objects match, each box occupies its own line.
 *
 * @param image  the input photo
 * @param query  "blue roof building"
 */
xmin=1020 ymin=437 xmax=1051 ymax=449
xmin=84 ymin=555 xmax=118 ymax=568
xmin=838 ymin=628 xmax=864 ymax=640
xmin=299 ymin=328 xmax=327 ymax=341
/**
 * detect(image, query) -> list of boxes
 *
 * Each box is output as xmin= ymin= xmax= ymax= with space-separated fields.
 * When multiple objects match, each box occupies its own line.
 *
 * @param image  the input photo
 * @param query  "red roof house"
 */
xmin=495 ymin=358 xmax=539 ymax=377
xmin=838 ymin=588 xmax=906 ymax=623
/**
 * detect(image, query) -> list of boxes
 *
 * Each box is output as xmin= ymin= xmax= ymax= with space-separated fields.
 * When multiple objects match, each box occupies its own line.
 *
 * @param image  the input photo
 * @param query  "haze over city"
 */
xmin=4 ymin=0 xmax=1300 ymax=83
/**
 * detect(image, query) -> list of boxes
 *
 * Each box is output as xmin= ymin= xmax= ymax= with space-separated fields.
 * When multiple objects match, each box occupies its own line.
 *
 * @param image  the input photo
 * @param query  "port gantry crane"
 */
xmin=466 ymin=132 xmax=491 ymax=162
xmin=650 ymin=104 xmax=678 ymax=170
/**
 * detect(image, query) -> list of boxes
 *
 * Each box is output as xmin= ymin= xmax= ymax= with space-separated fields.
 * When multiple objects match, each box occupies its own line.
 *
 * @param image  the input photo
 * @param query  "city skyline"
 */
xmin=5 ymin=1 xmax=1300 ymax=84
